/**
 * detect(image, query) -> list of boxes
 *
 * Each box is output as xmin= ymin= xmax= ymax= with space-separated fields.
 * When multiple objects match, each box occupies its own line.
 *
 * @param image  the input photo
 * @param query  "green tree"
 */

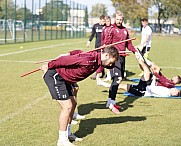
xmin=112 ymin=0 xmax=151 ymax=27
xmin=84 ymin=6 xmax=89 ymax=26
xmin=154 ymin=0 xmax=181 ymax=29
xmin=42 ymin=0 xmax=70 ymax=21
xmin=90 ymin=3 xmax=108 ymax=17
xmin=0 ymin=0 xmax=15 ymax=19
xmin=16 ymin=7 xmax=32 ymax=20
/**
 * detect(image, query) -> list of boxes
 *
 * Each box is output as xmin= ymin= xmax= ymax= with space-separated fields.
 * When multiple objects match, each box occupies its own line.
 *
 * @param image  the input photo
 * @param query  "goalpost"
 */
xmin=0 ymin=19 xmax=27 ymax=42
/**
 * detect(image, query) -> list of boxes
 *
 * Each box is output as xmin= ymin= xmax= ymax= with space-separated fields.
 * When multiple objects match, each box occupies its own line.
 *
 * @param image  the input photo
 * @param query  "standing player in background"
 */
xmin=86 ymin=15 xmax=106 ymax=80
xmin=137 ymin=18 xmax=152 ymax=76
xmin=101 ymin=16 xmax=114 ymax=81
xmin=104 ymin=10 xmax=138 ymax=114
xmin=139 ymin=18 xmax=152 ymax=58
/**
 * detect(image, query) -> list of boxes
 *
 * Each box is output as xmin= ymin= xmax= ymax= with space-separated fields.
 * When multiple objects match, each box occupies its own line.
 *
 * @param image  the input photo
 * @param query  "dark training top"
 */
xmin=89 ymin=23 xmax=105 ymax=48
xmin=48 ymin=50 xmax=101 ymax=84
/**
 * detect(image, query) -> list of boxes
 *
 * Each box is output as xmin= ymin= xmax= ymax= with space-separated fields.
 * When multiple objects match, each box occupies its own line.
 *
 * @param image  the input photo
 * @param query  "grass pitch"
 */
xmin=0 ymin=35 xmax=181 ymax=146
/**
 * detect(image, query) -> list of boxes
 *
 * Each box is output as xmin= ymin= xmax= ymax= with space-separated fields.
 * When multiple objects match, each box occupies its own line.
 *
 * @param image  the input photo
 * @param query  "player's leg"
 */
xmin=107 ymin=57 xmax=123 ymax=114
xmin=43 ymin=69 xmax=76 ymax=146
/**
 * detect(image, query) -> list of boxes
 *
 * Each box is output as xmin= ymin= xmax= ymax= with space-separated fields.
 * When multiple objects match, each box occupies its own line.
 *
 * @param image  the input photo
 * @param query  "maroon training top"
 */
xmin=101 ymin=24 xmax=114 ymax=46
xmin=154 ymin=72 xmax=175 ymax=88
xmin=105 ymin=23 xmax=136 ymax=53
xmin=48 ymin=50 xmax=101 ymax=84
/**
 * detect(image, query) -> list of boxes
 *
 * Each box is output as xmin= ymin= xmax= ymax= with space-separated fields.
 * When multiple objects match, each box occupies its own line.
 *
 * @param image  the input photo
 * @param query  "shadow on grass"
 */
xmin=74 ymin=116 xmax=146 ymax=138
xmin=118 ymin=96 xmax=141 ymax=112
xmin=77 ymin=101 xmax=107 ymax=115
xmin=77 ymin=96 xmax=143 ymax=115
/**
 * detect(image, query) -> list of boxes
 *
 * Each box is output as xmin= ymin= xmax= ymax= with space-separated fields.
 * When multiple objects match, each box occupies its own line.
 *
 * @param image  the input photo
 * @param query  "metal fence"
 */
xmin=0 ymin=0 xmax=87 ymax=44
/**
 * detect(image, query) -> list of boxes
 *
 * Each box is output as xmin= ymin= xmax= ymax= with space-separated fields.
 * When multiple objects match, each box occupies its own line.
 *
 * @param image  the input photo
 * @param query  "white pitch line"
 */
xmin=0 ymin=60 xmax=35 ymax=63
xmin=0 ymin=93 xmax=49 ymax=125
xmin=0 ymin=41 xmax=84 ymax=57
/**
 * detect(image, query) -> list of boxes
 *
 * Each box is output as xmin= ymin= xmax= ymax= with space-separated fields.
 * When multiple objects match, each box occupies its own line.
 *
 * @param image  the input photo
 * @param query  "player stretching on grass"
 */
xmin=40 ymin=46 xmax=119 ymax=146
xmin=148 ymin=62 xmax=181 ymax=88
xmin=118 ymin=54 xmax=181 ymax=97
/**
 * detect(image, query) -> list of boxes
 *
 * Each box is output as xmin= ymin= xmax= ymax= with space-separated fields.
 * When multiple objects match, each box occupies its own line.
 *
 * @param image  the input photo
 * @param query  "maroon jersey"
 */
xmin=48 ymin=51 xmax=101 ymax=84
xmin=154 ymin=72 xmax=175 ymax=88
xmin=105 ymin=23 xmax=136 ymax=53
xmin=101 ymin=24 xmax=114 ymax=46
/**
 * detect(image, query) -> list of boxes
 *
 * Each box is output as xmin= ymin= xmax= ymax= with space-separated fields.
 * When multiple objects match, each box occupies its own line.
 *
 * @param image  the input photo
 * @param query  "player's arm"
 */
xmin=126 ymin=30 xmax=137 ymax=53
xmin=86 ymin=25 xmax=96 ymax=47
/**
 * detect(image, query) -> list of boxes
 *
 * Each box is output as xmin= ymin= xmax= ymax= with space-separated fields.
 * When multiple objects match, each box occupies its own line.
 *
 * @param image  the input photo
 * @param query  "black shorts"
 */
xmin=43 ymin=69 xmax=74 ymax=100
xmin=141 ymin=46 xmax=151 ymax=55
xmin=110 ymin=56 xmax=125 ymax=78
xmin=128 ymin=79 xmax=152 ymax=96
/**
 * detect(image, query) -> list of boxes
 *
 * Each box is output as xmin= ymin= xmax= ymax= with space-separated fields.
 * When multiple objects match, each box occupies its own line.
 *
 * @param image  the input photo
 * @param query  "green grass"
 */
xmin=0 ymin=35 xmax=181 ymax=146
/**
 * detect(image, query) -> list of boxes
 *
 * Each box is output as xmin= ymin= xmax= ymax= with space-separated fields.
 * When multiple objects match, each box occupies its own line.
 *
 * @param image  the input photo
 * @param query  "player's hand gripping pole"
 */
xmin=34 ymin=37 xmax=136 ymax=64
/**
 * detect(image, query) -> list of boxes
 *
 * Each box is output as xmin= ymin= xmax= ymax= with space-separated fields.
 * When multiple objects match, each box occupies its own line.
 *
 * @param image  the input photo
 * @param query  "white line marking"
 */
xmin=0 ymin=93 xmax=49 ymax=125
xmin=0 ymin=60 xmax=35 ymax=63
xmin=0 ymin=41 xmax=84 ymax=57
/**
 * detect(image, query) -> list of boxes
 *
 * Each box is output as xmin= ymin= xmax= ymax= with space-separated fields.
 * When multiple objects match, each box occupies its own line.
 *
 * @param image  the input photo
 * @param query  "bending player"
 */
xmin=40 ymin=46 xmax=119 ymax=146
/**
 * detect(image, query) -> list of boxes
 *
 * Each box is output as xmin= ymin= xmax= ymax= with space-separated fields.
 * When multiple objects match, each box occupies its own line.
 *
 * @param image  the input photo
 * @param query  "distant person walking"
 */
xmin=86 ymin=15 xmax=105 ymax=48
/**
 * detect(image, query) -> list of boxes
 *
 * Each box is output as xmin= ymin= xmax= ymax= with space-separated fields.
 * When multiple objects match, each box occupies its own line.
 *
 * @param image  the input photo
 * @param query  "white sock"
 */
xmin=106 ymin=98 xmax=112 ymax=107
xmin=58 ymin=130 xmax=68 ymax=142
xmin=107 ymin=98 xmax=111 ymax=102
xmin=111 ymin=100 xmax=116 ymax=105
xmin=107 ymin=70 xmax=111 ymax=79
xmin=109 ymin=103 xmax=114 ymax=110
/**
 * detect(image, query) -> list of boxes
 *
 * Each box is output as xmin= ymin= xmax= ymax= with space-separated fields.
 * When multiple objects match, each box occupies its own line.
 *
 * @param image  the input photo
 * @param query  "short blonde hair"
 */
xmin=115 ymin=10 xmax=124 ymax=17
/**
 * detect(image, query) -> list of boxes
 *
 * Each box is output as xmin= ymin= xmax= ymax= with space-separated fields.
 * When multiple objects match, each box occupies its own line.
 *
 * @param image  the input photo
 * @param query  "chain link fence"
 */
xmin=0 ymin=0 xmax=87 ymax=44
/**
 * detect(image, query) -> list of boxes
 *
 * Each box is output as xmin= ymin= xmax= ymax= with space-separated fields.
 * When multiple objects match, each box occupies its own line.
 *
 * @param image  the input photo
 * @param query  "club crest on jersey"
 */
xmin=124 ymin=30 xmax=127 ymax=35
xmin=116 ymin=29 xmax=119 ymax=33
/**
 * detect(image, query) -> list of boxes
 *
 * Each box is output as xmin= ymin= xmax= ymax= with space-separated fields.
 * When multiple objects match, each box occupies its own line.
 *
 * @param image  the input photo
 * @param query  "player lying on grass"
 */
xmin=148 ymin=61 xmax=181 ymax=88
xmin=40 ymin=46 xmax=119 ymax=146
xmin=118 ymin=55 xmax=181 ymax=97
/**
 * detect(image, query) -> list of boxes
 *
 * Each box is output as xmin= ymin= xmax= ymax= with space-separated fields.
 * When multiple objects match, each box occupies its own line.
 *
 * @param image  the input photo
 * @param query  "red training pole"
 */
xmin=20 ymin=68 xmax=41 ymax=77
xmin=86 ymin=37 xmax=136 ymax=53
xmin=34 ymin=38 xmax=136 ymax=64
